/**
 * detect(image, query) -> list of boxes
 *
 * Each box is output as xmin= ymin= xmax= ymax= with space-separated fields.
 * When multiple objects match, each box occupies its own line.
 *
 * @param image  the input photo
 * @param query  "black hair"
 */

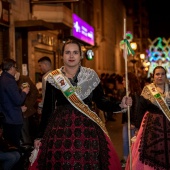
xmin=115 ymin=74 xmax=123 ymax=84
xmin=1 ymin=58 xmax=16 ymax=71
xmin=61 ymin=39 xmax=82 ymax=56
xmin=38 ymin=56 xmax=51 ymax=63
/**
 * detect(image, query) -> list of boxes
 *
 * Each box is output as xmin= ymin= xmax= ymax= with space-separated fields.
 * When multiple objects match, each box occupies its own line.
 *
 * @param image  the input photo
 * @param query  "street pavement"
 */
xmin=105 ymin=113 xmax=125 ymax=169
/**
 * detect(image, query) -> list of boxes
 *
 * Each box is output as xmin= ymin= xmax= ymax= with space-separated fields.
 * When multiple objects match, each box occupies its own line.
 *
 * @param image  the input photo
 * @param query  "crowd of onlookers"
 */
xmin=99 ymin=72 xmax=151 ymax=122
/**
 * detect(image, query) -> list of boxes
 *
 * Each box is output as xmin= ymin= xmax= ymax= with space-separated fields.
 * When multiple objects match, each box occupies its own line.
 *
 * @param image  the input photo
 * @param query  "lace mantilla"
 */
xmin=46 ymin=66 xmax=100 ymax=100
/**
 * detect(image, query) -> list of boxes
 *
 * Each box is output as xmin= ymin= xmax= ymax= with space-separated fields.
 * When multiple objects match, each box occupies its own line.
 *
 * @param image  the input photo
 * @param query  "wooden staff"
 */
xmin=123 ymin=18 xmax=132 ymax=170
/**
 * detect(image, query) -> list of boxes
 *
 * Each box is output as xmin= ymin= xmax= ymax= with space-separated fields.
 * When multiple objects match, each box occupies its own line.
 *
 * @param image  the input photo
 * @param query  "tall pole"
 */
xmin=123 ymin=18 xmax=132 ymax=170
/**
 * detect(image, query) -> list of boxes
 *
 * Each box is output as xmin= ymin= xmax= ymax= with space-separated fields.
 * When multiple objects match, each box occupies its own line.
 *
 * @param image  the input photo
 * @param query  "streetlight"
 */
xmin=140 ymin=53 xmax=145 ymax=67
xmin=130 ymin=42 xmax=138 ymax=74
xmin=130 ymin=42 xmax=137 ymax=50
xmin=140 ymin=53 xmax=145 ymax=60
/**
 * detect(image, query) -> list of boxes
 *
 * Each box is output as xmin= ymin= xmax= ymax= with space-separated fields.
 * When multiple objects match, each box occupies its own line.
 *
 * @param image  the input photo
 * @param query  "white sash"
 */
xmin=147 ymin=83 xmax=170 ymax=121
xmin=49 ymin=69 xmax=110 ymax=138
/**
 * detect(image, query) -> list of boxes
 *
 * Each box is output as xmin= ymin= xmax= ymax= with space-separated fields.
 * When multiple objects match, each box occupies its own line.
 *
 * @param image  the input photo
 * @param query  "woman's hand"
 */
xmin=34 ymin=139 xmax=41 ymax=149
xmin=121 ymin=96 xmax=132 ymax=108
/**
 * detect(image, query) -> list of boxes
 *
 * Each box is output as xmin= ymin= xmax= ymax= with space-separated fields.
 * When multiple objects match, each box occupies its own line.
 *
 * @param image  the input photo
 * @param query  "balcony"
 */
xmin=32 ymin=4 xmax=73 ymax=29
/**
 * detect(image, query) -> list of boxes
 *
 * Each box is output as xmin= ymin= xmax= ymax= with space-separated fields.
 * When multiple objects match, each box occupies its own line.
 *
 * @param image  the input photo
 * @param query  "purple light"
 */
xmin=72 ymin=13 xmax=94 ymax=46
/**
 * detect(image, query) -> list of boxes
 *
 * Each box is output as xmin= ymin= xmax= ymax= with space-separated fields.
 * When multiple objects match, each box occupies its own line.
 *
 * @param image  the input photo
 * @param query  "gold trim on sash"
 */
xmin=147 ymin=83 xmax=170 ymax=121
xmin=50 ymin=69 xmax=110 ymax=138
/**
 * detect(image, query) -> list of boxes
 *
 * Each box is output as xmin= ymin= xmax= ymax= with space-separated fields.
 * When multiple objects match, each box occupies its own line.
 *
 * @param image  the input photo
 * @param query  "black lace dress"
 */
xmin=29 ymin=73 xmax=122 ymax=170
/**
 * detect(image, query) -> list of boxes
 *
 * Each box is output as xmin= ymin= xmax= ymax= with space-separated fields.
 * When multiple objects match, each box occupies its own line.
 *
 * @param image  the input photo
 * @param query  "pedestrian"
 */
xmin=125 ymin=66 xmax=170 ymax=170
xmin=0 ymin=58 xmax=30 ymax=148
xmin=15 ymin=71 xmax=38 ymax=145
xmin=120 ymin=72 xmax=141 ymax=168
xmin=29 ymin=40 xmax=132 ymax=170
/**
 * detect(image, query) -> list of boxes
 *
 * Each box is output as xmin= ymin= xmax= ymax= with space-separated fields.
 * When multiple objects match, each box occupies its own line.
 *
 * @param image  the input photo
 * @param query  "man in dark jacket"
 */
xmin=15 ymin=71 xmax=38 ymax=144
xmin=0 ymin=58 xmax=30 ymax=148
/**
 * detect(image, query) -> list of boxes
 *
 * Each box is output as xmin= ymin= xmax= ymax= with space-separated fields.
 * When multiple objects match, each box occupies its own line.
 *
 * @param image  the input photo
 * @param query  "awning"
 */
xmin=15 ymin=20 xmax=71 ymax=31
xmin=31 ymin=0 xmax=79 ymax=4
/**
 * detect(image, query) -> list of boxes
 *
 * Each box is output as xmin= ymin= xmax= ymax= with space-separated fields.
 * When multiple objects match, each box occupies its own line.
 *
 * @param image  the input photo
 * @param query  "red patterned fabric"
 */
xmin=126 ymin=111 xmax=170 ymax=170
xmin=29 ymin=106 xmax=121 ymax=170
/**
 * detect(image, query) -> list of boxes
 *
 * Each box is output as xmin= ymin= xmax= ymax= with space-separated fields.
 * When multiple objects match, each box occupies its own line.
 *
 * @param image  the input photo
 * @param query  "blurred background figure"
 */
xmin=0 ymin=58 xmax=29 ymax=149
xmin=104 ymin=75 xmax=118 ymax=121
xmin=0 ymin=128 xmax=20 ymax=170
xmin=0 ymin=64 xmax=2 ymax=75
xmin=115 ymin=74 xmax=125 ymax=101
xmin=37 ymin=56 xmax=52 ymax=115
xmin=15 ymin=71 xmax=38 ymax=145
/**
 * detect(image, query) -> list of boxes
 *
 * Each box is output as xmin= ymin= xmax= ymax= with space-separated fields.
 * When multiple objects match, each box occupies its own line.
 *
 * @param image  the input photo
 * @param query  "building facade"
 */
xmin=2 ymin=0 xmax=135 ymax=83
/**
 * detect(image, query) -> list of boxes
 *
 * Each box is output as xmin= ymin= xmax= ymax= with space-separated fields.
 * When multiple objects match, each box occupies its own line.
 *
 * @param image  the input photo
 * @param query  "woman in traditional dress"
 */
xmin=29 ymin=40 xmax=132 ymax=170
xmin=126 ymin=66 xmax=170 ymax=170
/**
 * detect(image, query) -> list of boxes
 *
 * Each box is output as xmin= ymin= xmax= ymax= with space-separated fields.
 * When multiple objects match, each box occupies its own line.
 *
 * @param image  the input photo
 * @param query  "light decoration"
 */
xmin=146 ymin=37 xmax=170 ymax=78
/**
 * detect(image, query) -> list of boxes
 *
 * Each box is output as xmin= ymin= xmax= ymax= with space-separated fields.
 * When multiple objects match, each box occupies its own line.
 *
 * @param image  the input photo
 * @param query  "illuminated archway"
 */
xmin=146 ymin=37 xmax=170 ymax=78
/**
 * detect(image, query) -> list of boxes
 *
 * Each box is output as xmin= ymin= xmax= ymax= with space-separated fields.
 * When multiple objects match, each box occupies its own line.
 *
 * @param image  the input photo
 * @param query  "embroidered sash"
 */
xmin=147 ymin=83 xmax=170 ymax=121
xmin=49 ymin=69 xmax=110 ymax=138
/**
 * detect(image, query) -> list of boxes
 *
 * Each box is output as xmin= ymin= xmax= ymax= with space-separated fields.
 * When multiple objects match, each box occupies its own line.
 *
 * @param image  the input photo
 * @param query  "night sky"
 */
xmin=146 ymin=0 xmax=170 ymax=40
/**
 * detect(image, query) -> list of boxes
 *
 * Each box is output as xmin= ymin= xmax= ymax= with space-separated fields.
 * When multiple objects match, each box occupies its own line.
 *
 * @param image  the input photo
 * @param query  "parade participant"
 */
xmin=126 ymin=66 xmax=170 ymax=170
xmin=29 ymin=40 xmax=132 ymax=170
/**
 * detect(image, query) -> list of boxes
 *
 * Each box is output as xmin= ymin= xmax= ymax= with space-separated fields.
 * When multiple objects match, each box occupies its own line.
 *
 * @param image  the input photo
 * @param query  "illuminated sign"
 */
xmin=86 ymin=50 xmax=94 ymax=60
xmin=72 ymin=13 xmax=94 ymax=46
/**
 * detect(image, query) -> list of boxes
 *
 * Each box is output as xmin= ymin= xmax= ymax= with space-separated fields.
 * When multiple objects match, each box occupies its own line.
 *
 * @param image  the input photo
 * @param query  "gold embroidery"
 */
xmin=50 ymin=69 xmax=110 ymax=138
xmin=145 ymin=83 xmax=170 ymax=122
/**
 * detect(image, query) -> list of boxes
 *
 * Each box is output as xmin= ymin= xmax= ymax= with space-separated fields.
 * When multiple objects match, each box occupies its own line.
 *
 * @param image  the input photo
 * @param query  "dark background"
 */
xmin=146 ymin=0 xmax=170 ymax=39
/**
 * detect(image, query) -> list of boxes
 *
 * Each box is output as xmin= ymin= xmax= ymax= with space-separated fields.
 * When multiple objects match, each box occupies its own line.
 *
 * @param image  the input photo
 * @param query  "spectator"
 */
xmin=115 ymin=74 xmax=125 ymax=101
xmin=0 ymin=58 xmax=29 ymax=148
xmin=15 ymin=71 xmax=38 ymax=145
xmin=37 ymin=56 xmax=52 ymax=115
